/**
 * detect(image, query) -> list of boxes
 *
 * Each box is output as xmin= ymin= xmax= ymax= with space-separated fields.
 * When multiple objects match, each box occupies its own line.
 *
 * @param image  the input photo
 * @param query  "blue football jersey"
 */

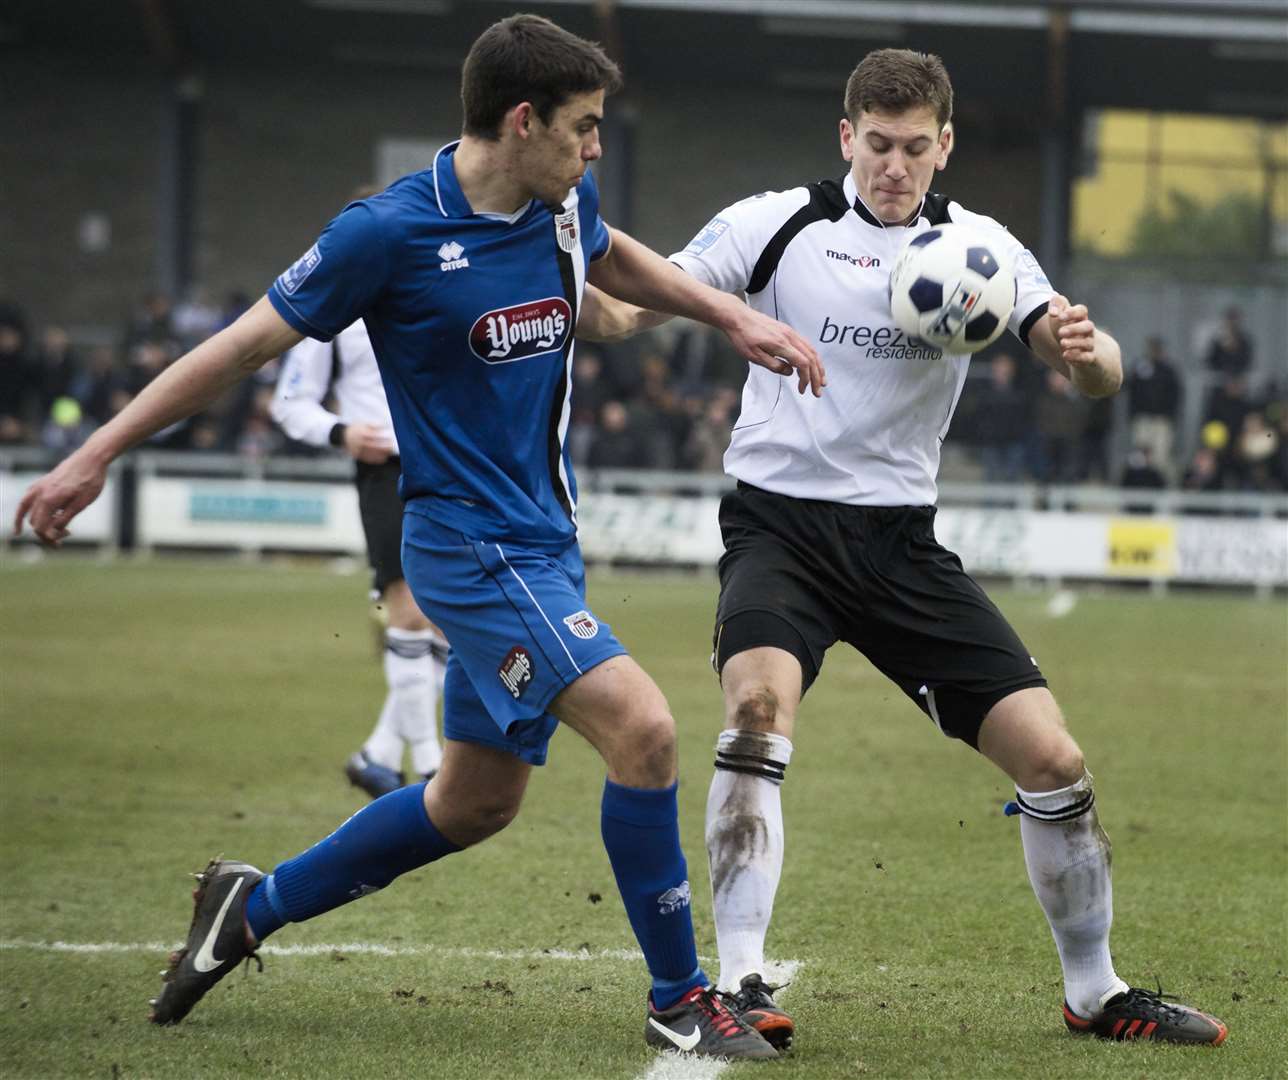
xmin=267 ymin=141 xmax=611 ymax=550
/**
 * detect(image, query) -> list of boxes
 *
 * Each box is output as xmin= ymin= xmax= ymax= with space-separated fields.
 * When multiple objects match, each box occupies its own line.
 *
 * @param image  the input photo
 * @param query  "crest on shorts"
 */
xmin=562 ymin=610 xmax=599 ymax=640
xmin=498 ymin=645 xmax=534 ymax=699
xmin=555 ymin=208 xmax=578 ymax=253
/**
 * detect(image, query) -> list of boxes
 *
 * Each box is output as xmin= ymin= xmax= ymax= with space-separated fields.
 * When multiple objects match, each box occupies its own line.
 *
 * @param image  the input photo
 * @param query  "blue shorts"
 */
xmin=401 ymin=505 xmax=628 ymax=766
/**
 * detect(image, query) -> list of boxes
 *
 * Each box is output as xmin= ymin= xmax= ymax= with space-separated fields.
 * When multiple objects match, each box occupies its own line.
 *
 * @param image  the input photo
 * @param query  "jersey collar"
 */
xmin=843 ymin=172 xmax=927 ymax=229
xmin=431 ymin=140 xmax=534 ymax=223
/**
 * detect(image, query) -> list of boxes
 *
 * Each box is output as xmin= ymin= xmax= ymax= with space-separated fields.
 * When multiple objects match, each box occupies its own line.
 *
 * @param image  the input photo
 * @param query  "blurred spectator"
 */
xmin=570 ymin=348 xmax=611 ymax=466
xmin=1204 ymin=306 xmax=1253 ymax=376
xmin=636 ymin=350 xmax=690 ymax=469
xmin=0 ymin=301 xmax=37 ymax=443
xmin=1201 ymin=374 xmax=1254 ymax=482
xmin=1126 ymin=336 xmax=1182 ymax=483
xmin=34 ymin=326 xmax=81 ymax=414
xmin=40 ymin=396 xmax=96 ymax=457
xmin=1033 ymin=370 xmax=1090 ymax=483
xmin=235 ymin=386 xmax=285 ymax=459
xmin=684 ymin=387 xmax=739 ymax=472
xmin=70 ymin=344 xmax=126 ymax=425
xmin=1120 ymin=445 xmax=1166 ymax=514
xmin=124 ymin=290 xmax=177 ymax=349
xmin=1229 ymin=411 xmax=1281 ymax=491
xmin=588 ymin=400 xmax=648 ymax=470
xmin=1181 ymin=445 xmax=1223 ymax=495
xmin=172 ymin=286 xmax=222 ymax=349
xmin=975 ymin=353 xmax=1029 ymax=482
xmin=1080 ymin=393 xmax=1115 ymax=485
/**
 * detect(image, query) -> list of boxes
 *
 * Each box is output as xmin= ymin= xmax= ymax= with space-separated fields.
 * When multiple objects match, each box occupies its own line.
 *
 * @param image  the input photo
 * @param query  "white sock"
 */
xmin=381 ymin=628 xmax=442 ymax=777
xmin=429 ymin=630 xmax=449 ymax=697
xmin=705 ymin=729 xmax=793 ymax=992
xmin=362 ymin=695 xmax=403 ymax=772
xmin=1016 ymin=771 xmax=1129 ymax=1018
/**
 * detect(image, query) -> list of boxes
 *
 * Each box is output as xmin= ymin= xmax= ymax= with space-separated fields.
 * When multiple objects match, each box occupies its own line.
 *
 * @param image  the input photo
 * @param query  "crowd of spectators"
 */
xmin=2 ymin=292 xmax=1284 ymax=493
xmin=954 ymin=306 xmax=1287 ymax=494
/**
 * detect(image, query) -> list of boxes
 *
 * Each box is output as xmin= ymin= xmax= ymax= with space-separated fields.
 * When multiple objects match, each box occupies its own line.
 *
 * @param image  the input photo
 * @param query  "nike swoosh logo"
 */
xmin=648 ymin=1017 xmax=701 ymax=1052
xmin=192 ymin=878 xmax=244 ymax=973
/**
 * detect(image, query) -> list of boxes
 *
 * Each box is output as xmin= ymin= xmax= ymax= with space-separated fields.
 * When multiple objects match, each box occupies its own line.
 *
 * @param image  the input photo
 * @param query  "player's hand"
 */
xmin=1046 ymin=295 xmax=1097 ymax=367
xmin=725 ymin=306 xmax=826 ymax=397
xmin=343 ymin=423 xmax=395 ymax=464
xmin=13 ymin=450 xmax=107 ymax=547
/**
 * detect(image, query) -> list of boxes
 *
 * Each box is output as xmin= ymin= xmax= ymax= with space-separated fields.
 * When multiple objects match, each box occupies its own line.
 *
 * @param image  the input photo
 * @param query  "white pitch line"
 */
xmin=0 ymin=939 xmax=671 ymax=963
xmin=636 ymin=960 xmax=803 ymax=1080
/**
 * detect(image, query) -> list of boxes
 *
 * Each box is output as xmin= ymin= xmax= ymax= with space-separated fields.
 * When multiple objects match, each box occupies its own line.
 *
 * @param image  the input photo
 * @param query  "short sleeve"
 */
xmin=668 ymin=189 xmax=811 ymax=294
xmin=268 ymin=202 xmax=391 ymax=342
xmin=1009 ymin=246 xmax=1056 ymax=346
xmin=575 ymin=170 xmax=612 ymax=261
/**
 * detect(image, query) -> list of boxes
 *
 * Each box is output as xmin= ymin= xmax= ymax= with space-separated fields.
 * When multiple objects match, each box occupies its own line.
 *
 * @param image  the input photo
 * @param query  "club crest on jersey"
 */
xmin=469 ymin=297 xmax=572 ymax=364
xmin=438 ymin=241 xmax=470 ymax=272
xmin=554 ymin=208 xmax=578 ymax=253
xmin=562 ymin=610 xmax=599 ymax=640
xmin=498 ymin=645 xmax=534 ymax=699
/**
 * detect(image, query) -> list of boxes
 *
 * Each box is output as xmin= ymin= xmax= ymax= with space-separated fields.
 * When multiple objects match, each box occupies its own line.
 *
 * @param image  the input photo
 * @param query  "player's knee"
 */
xmin=730 ymin=685 xmax=780 ymax=732
xmin=1025 ymin=741 xmax=1085 ymax=793
xmin=617 ymin=707 xmax=676 ymax=785
xmin=448 ymin=794 xmax=522 ymax=847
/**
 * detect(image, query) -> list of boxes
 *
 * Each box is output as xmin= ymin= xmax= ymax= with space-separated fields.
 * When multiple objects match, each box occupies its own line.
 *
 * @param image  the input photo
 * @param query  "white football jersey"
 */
xmin=670 ymin=172 xmax=1055 ymax=506
xmin=270 ymin=319 xmax=399 ymax=454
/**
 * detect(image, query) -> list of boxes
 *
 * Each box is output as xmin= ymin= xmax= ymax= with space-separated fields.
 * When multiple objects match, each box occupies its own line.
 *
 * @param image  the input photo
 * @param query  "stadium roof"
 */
xmin=4 ymin=0 xmax=1285 ymax=118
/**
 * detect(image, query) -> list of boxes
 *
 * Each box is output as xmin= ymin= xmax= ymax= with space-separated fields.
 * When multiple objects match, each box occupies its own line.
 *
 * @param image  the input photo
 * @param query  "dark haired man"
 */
xmin=16 ymin=14 xmax=824 ymax=1059
xmin=588 ymin=47 xmax=1226 ymax=1050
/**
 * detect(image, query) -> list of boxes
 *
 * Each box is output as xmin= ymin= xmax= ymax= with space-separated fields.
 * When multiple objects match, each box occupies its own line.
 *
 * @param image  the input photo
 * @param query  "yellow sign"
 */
xmin=1107 ymin=520 xmax=1177 ymax=577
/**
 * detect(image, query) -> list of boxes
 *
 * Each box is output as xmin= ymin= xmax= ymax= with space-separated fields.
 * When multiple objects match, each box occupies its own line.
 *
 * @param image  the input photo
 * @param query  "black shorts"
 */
xmin=713 ymin=483 xmax=1047 ymax=748
xmin=355 ymin=457 xmax=405 ymax=594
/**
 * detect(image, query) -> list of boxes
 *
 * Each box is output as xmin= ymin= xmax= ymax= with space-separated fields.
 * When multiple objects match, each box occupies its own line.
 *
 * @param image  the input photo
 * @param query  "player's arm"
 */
xmin=15 ymin=297 xmax=302 ymax=545
xmin=1027 ymin=295 xmax=1122 ymax=398
xmin=575 ymin=283 xmax=672 ymax=343
xmin=587 ymin=226 xmax=825 ymax=396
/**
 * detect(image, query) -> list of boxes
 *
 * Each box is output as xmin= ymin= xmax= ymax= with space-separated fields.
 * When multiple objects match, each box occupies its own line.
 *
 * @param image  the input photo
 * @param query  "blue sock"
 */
xmin=245 ymin=782 xmax=459 ymax=943
xmin=600 ymin=779 xmax=706 ymax=1010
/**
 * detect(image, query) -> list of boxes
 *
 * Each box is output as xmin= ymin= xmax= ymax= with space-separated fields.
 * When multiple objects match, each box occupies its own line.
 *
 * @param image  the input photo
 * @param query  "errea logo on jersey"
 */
xmin=469 ymin=297 xmax=572 ymax=363
xmin=438 ymin=241 xmax=470 ymax=272
xmin=827 ymin=249 xmax=881 ymax=268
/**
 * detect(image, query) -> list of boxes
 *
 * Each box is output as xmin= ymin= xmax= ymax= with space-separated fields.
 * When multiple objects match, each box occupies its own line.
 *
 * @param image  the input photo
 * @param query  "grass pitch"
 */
xmin=1 ymin=557 xmax=1284 ymax=1079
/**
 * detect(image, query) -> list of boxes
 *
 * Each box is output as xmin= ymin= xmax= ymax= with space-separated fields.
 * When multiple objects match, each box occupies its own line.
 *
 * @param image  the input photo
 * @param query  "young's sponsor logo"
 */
xmin=826 ymin=249 xmax=881 ymax=268
xmin=562 ymin=610 xmax=599 ymax=640
xmin=657 ymin=881 xmax=692 ymax=915
xmin=469 ymin=297 xmax=572 ymax=363
xmin=498 ymin=645 xmax=534 ymax=699
xmin=438 ymin=241 xmax=470 ymax=272
xmin=278 ymin=244 xmax=321 ymax=296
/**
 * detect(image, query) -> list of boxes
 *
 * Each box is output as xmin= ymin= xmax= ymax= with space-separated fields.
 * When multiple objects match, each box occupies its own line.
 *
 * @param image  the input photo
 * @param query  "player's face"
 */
xmin=841 ymin=106 xmax=950 ymax=225
xmin=521 ymin=90 xmax=605 ymax=205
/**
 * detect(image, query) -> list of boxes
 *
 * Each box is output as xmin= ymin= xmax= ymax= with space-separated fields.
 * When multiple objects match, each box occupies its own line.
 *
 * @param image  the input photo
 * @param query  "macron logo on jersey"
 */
xmin=826 ymin=249 xmax=881 ymax=269
xmin=438 ymin=241 xmax=470 ymax=272
xmin=469 ymin=298 xmax=572 ymax=364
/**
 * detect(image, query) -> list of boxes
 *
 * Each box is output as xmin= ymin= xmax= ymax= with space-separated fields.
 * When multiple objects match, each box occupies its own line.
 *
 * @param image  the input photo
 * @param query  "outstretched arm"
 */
xmin=575 ymin=283 xmax=672 ymax=343
xmin=587 ymin=227 xmax=825 ymax=396
xmin=1028 ymin=294 xmax=1122 ymax=398
xmin=15 ymin=297 xmax=303 ymax=545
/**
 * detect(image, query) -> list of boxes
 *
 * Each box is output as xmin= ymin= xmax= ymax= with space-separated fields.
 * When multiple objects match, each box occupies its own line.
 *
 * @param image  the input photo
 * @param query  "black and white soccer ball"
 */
xmin=889 ymin=224 xmax=1016 ymax=354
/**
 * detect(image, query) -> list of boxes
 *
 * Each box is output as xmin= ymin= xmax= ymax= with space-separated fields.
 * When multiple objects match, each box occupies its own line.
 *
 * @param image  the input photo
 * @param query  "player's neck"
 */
xmin=453 ymin=136 xmax=532 ymax=216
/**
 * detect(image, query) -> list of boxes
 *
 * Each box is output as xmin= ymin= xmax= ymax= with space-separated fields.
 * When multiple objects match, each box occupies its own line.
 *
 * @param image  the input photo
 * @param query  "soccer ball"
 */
xmin=888 ymin=224 xmax=1016 ymax=354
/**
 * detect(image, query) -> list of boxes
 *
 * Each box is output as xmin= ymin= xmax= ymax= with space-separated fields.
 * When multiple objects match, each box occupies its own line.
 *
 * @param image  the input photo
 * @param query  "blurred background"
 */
xmin=1 ymin=0 xmax=1285 ymax=578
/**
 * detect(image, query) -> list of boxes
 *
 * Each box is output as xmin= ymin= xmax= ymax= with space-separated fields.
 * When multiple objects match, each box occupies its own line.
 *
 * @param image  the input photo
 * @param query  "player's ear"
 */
xmin=507 ymin=102 xmax=535 ymax=139
xmin=839 ymin=117 xmax=854 ymax=162
xmin=935 ymin=121 xmax=953 ymax=171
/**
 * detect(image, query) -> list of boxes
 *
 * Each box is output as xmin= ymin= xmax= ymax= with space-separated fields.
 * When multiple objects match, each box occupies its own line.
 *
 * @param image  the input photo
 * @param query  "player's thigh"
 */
xmin=849 ymin=509 xmax=1047 ymax=750
xmin=549 ymin=653 xmax=676 ymax=785
xmin=977 ymin=686 xmax=1085 ymax=792
xmin=355 ymin=458 xmax=405 ymax=596
xmin=713 ymin=484 xmax=842 ymax=703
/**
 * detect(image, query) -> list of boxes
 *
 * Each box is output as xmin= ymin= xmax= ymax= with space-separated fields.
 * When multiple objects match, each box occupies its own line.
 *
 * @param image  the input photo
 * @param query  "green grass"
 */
xmin=1 ymin=557 xmax=1285 ymax=1079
